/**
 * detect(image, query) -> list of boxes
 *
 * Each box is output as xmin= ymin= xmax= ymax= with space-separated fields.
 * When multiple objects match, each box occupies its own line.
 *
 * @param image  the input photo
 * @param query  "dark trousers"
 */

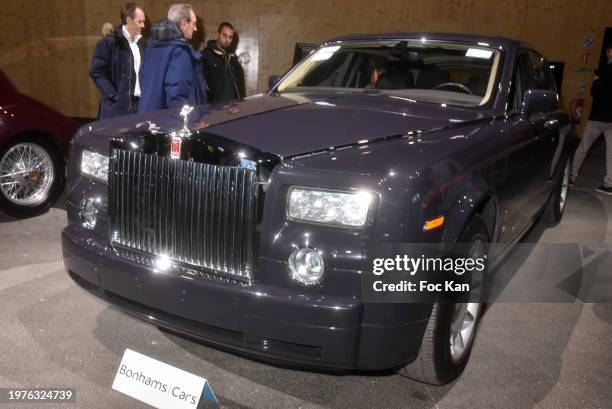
xmin=129 ymin=96 xmax=140 ymax=114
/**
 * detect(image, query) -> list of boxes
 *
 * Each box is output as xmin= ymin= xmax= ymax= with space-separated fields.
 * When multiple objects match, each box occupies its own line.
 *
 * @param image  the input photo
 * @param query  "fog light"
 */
xmin=79 ymin=197 xmax=100 ymax=229
xmin=288 ymin=248 xmax=325 ymax=285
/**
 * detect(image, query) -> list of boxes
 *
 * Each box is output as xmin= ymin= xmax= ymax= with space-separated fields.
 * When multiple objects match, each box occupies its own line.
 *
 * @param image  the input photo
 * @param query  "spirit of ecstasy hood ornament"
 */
xmin=171 ymin=105 xmax=194 ymax=159
xmin=180 ymin=104 xmax=194 ymax=126
xmin=178 ymin=105 xmax=194 ymax=139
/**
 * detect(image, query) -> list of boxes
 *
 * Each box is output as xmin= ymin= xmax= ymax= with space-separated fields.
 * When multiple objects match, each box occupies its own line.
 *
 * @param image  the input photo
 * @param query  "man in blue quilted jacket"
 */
xmin=138 ymin=3 xmax=207 ymax=112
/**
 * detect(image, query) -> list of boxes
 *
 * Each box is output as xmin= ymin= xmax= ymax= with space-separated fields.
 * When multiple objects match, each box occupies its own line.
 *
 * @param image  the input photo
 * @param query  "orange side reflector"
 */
xmin=423 ymin=216 xmax=445 ymax=231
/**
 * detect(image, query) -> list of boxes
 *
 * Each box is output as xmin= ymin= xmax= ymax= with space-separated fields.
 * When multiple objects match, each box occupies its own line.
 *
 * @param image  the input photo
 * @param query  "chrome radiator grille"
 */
xmin=108 ymin=149 xmax=257 ymax=283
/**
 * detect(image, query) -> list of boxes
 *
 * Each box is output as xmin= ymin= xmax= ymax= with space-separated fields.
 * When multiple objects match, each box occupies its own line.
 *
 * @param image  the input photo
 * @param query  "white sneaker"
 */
xmin=595 ymin=186 xmax=612 ymax=195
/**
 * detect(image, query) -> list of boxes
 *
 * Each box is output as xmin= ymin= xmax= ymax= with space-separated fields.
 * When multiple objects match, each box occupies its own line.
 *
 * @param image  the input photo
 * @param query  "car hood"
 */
xmin=83 ymin=92 xmax=488 ymax=157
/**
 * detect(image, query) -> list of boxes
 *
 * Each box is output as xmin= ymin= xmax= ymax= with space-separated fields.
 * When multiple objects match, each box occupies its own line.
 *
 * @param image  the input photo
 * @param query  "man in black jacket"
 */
xmin=90 ymin=3 xmax=146 ymax=118
xmin=571 ymin=44 xmax=612 ymax=195
xmin=202 ymin=22 xmax=246 ymax=104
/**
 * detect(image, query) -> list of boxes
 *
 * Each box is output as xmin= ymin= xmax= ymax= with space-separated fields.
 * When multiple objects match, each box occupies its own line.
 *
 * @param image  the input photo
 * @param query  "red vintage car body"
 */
xmin=0 ymin=70 xmax=77 ymax=159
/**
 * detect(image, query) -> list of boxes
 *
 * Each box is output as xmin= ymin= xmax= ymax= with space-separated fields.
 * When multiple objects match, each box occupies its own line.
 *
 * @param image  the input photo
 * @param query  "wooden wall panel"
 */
xmin=0 ymin=0 xmax=609 ymax=120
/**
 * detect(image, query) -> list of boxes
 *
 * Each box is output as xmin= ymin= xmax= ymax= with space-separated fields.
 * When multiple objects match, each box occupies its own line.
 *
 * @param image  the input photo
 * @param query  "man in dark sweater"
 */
xmin=202 ymin=22 xmax=246 ymax=104
xmin=571 ymin=44 xmax=612 ymax=195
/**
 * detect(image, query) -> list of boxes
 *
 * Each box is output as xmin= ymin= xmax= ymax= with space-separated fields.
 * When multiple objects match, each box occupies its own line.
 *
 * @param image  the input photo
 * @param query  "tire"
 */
xmin=399 ymin=214 xmax=489 ymax=385
xmin=544 ymin=155 xmax=570 ymax=225
xmin=0 ymin=136 xmax=64 ymax=217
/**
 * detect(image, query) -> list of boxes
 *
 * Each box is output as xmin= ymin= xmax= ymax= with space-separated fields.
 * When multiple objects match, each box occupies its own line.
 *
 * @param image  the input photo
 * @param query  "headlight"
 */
xmin=287 ymin=187 xmax=374 ymax=227
xmin=81 ymin=150 xmax=109 ymax=182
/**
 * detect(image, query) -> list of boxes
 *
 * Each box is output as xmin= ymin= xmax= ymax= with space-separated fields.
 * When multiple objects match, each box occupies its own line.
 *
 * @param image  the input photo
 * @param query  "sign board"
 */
xmin=112 ymin=349 xmax=218 ymax=409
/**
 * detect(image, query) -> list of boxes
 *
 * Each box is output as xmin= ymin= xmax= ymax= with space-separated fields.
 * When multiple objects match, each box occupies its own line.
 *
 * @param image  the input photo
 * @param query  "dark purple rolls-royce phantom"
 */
xmin=63 ymin=33 xmax=572 ymax=385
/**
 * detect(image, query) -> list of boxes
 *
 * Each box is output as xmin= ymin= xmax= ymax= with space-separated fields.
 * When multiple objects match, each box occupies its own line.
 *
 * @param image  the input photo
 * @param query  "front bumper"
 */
xmin=62 ymin=225 xmax=430 ymax=370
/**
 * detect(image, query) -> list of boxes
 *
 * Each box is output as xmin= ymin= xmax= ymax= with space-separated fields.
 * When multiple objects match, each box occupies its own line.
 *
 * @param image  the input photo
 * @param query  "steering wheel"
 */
xmin=433 ymin=82 xmax=473 ymax=95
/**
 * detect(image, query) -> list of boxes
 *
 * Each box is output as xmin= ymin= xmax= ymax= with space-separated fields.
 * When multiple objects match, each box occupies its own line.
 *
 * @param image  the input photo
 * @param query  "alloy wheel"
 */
xmin=449 ymin=237 xmax=485 ymax=364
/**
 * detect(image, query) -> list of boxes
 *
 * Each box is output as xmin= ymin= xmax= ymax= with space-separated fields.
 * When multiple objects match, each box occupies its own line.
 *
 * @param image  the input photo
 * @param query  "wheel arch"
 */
xmin=2 ymin=129 xmax=66 ymax=160
xmin=441 ymin=178 xmax=498 ymax=247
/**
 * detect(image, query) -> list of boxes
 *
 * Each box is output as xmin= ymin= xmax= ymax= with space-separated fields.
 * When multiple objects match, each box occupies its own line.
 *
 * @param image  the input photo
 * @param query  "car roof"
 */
xmin=325 ymin=32 xmax=521 ymax=51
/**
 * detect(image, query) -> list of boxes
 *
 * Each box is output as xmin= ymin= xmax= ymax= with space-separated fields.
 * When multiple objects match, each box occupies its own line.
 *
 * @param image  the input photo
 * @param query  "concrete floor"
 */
xmin=0 ymin=142 xmax=611 ymax=409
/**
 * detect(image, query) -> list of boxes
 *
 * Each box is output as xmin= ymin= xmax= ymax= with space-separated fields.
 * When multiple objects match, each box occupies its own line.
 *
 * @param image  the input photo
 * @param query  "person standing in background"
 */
xmin=100 ymin=22 xmax=115 ymax=37
xmin=90 ymin=3 xmax=146 ymax=118
xmin=202 ymin=22 xmax=246 ymax=104
xmin=138 ymin=3 xmax=207 ymax=112
xmin=570 ymin=44 xmax=612 ymax=195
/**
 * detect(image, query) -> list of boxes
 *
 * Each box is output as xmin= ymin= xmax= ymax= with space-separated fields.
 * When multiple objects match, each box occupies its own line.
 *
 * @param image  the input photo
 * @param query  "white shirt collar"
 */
xmin=122 ymin=25 xmax=142 ymax=43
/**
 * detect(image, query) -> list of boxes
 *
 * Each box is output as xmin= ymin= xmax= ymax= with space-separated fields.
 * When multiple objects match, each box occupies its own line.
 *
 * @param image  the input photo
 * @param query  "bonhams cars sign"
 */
xmin=112 ymin=349 xmax=218 ymax=409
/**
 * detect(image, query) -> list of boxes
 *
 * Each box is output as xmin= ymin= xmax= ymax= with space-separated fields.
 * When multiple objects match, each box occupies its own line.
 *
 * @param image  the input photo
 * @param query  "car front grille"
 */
xmin=108 ymin=149 xmax=257 ymax=284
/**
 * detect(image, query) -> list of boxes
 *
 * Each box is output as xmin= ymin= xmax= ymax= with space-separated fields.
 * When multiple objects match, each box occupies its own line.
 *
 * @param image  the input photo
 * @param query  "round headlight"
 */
xmin=288 ymin=248 xmax=325 ymax=285
xmin=79 ymin=197 xmax=100 ymax=229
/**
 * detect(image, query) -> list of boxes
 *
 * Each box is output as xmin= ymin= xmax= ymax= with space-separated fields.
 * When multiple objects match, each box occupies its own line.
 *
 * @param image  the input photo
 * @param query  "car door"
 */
xmin=496 ymin=52 xmax=536 ymax=244
xmin=522 ymin=50 xmax=561 ymax=213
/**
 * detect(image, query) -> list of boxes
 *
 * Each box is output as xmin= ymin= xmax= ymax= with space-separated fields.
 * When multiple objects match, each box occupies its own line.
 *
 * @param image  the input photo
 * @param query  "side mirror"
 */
xmin=521 ymin=89 xmax=558 ymax=117
xmin=268 ymin=75 xmax=281 ymax=91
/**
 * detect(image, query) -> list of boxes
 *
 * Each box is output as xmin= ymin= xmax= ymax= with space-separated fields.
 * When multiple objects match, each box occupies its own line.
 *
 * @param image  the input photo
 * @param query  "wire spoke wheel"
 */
xmin=0 ymin=142 xmax=54 ymax=206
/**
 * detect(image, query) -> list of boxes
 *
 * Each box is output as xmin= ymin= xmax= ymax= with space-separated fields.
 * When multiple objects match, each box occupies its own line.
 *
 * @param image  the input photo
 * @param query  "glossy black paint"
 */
xmin=62 ymin=34 xmax=572 ymax=370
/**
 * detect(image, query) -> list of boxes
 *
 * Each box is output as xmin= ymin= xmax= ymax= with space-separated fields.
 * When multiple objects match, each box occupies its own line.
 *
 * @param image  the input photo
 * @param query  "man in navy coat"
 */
xmin=138 ymin=4 xmax=207 ymax=113
xmin=89 ymin=3 xmax=146 ymax=118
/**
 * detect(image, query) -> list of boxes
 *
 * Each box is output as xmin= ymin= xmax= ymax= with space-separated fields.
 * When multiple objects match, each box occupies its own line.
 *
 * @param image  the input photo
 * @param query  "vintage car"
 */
xmin=0 ymin=70 xmax=77 ymax=217
xmin=63 ymin=33 xmax=572 ymax=385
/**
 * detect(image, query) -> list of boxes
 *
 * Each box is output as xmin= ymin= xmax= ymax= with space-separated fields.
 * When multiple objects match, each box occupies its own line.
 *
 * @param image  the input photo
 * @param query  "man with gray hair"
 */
xmin=138 ymin=3 xmax=207 ymax=112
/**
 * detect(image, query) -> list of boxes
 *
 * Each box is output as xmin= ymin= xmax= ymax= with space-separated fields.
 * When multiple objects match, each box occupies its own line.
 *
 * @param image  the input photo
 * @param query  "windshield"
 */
xmin=277 ymin=40 xmax=501 ymax=107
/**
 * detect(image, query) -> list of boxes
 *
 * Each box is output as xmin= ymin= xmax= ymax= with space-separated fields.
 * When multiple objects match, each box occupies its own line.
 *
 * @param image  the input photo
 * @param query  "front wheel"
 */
xmin=399 ymin=215 xmax=488 ymax=385
xmin=0 ymin=137 xmax=64 ymax=217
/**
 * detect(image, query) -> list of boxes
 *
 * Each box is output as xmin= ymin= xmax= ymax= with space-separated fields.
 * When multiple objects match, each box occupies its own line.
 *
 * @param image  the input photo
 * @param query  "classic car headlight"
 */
xmin=81 ymin=150 xmax=109 ymax=182
xmin=288 ymin=188 xmax=374 ymax=227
